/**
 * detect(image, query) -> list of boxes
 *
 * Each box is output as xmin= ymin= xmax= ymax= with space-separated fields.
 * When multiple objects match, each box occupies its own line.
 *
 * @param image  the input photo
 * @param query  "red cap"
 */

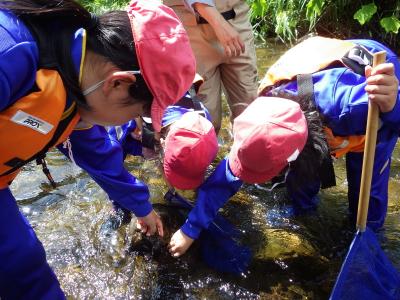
xmin=228 ymin=97 xmax=308 ymax=184
xmin=127 ymin=0 xmax=196 ymax=132
xmin=164 ymin=112 xmax=218 ymax=190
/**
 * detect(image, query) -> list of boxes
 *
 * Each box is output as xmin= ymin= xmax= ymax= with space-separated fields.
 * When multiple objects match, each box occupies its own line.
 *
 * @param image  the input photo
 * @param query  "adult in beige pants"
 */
xmin=163 ymin=0 xmax=258 ymax=132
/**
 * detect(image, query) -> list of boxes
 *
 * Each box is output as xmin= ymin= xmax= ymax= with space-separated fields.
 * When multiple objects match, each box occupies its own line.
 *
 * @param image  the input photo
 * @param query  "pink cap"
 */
xmin=127 ymin=0 xmax=196 ymax=132
xmin=228 ymin=97 xmax=308 ymax=184
xmin=164 ymin=112 xmax=218 ymax=190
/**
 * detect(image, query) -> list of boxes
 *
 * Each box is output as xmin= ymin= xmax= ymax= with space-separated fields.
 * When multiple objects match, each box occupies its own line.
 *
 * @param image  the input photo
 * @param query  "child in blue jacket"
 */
xmin=107 ymin=90 xmax=220 ymax=239
xmin=0 ymin=0 xmax=195 ymax=298
xmin=167 ymin=37 xmax=400 ymax=257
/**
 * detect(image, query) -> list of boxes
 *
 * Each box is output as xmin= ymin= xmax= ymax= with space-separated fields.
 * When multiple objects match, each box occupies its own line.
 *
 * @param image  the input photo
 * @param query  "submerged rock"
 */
xmin=255 ymin=229 xmax=317 ymax=260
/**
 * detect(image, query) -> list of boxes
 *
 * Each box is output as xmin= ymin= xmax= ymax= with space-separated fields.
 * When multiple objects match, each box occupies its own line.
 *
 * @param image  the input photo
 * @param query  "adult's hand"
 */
xmin=214 ymin=17 xmax=245 ymax=57
xmin=193 ymin=3 xmax=245 ymax=57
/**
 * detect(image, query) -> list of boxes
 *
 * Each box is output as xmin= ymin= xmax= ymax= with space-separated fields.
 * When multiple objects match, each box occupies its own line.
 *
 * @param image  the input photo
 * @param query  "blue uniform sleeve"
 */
xmin=56 ymin=125 xmax=152 ymax=217
xmin=0 ymin=11 xmax=39 ymax=111
xmin=107 ymin=120 xmax=143 ymax=160
xmin=377 ymin=54 xmax=400 ymax=132
xmin=310 ymin=39 xmax=400 ymax=136
xmin=181 ymin=158 xmax=243 ymax=239
xmin=349 ymin=40 xmax=400 ymax=133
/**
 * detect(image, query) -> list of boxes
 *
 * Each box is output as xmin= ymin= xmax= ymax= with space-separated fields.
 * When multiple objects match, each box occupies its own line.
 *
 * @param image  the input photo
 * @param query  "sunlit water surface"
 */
xmin=11 ymin=42 xmax=400 ymax=299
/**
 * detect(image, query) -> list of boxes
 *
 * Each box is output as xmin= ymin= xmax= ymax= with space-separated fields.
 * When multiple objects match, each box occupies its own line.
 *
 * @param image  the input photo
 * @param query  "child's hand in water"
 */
xmin=168 ymin=229 xmax=194 ymax=257
xmin=365 ymin=63 xmax=399 ymax=113
xmin=136 ymin=210 xmax=164 ymax=237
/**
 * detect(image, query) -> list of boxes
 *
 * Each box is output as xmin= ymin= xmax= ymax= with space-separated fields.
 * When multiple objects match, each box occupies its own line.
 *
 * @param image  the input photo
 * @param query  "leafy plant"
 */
xmin=306 ymin=0 xmax=325 ymax=27
xmin=353 ymin=2 xmax=400 ymax=35
xmin=380 ymin=16 xmax=400 ymax=34
xmin=77 ymin=0 xmax=128 ymax=13
xmin=246 ymin=0 xmax=400 ymax=51
xmin=353 ymin=3 xmax=377 ymax=25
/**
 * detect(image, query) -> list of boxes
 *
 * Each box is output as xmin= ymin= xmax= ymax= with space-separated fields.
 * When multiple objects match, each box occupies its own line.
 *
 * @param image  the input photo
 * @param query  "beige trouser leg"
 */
xmin=220 ymin=1 xmax=258 ymax=122
xmin=165 ymin=1 xmax=258 ymax=131
xmin=197 ymin=65 xmax=223 ymax=131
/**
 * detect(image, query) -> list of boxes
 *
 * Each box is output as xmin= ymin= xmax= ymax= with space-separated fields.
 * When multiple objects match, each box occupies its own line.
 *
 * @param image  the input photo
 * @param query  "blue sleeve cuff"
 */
xmin=114 ymin=192 xmax=152 ymax=217
xmin=380 ymin=92 xmax=400 ymax=130
xmin=184 ymin=0 xmax=215 ymax=14
xmin=181 ymin=220 xmax=202 ymax=239
xmin=377 ymin=52 xmax=400 ymax=131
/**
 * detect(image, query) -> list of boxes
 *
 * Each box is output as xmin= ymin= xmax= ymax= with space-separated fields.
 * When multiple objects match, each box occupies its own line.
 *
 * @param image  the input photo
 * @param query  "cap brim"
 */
xmin=228 ymin=142 xmax=286 ymax=184
xmin=164 ymin=162 xmax=204 ymax=190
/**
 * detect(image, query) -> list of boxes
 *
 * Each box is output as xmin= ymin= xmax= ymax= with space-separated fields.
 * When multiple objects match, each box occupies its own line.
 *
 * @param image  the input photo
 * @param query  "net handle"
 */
xmin=356 ymin=51 xmax=387 ymax=232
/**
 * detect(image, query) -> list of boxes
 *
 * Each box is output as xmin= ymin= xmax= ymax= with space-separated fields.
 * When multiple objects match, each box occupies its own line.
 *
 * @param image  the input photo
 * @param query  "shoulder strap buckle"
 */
xmin=342 ymin=45 xmax=374 ymax=76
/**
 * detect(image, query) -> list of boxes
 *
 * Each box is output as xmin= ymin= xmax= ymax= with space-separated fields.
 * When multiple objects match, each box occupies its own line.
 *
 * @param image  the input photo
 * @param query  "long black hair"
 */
xmin=270 ymin=89 xmax=330 ymax=190
xmin=0 ymin=0 xmax=153 ymax=111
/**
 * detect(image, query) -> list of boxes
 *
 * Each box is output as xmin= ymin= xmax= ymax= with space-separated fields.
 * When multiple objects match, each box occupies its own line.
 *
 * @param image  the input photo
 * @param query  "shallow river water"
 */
xmin=11 ymin=43 xmax=400 ymax=299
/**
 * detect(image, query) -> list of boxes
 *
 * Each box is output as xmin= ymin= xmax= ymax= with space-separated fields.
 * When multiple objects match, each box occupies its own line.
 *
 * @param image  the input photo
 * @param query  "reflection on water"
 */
xmin=11 ymin=41 xmax=400 ymax=299
xmin=255 ymin=43 xmax=289 ymax=80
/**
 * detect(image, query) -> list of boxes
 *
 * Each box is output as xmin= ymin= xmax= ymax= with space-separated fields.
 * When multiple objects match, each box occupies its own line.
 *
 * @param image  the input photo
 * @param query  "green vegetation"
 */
xmin=77 ymin=0 xmax=127 ymax=13
xmin=247 ymin=0 xmax=399 ymax=51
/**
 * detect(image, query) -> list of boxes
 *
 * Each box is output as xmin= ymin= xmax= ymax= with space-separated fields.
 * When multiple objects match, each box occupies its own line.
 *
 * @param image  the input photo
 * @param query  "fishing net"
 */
xmin=330 ymin=227 xmax=400 ymax=300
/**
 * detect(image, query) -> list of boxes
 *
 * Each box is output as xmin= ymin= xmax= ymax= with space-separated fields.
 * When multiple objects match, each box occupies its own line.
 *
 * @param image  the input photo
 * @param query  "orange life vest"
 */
xmin=0 ymin=69 xmax=80 ymax=188
xmin=258 ymin=37 xmax=356 ymax=95
xmin=259 ymin=36 xmax=366 ymax=158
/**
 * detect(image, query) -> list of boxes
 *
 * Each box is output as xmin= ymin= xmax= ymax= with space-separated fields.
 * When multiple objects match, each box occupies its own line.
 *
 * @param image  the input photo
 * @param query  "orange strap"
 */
xmin=324 ymin=127 xmax=365 ymax=158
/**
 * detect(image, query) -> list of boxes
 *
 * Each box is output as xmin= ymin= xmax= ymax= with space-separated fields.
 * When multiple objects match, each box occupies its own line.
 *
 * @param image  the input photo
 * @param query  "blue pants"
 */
xmin=286 ymin=131 xmax=397 ymax=230
xmin=0 ymin=188 xmax=65 ymax=300
xmin=346 ymin=130 xmax=398 ymax=230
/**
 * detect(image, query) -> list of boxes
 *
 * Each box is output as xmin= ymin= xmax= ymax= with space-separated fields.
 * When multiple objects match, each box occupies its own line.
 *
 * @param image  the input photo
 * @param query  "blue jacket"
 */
xmin=0 ymin=10 xmax=152 ymax=217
